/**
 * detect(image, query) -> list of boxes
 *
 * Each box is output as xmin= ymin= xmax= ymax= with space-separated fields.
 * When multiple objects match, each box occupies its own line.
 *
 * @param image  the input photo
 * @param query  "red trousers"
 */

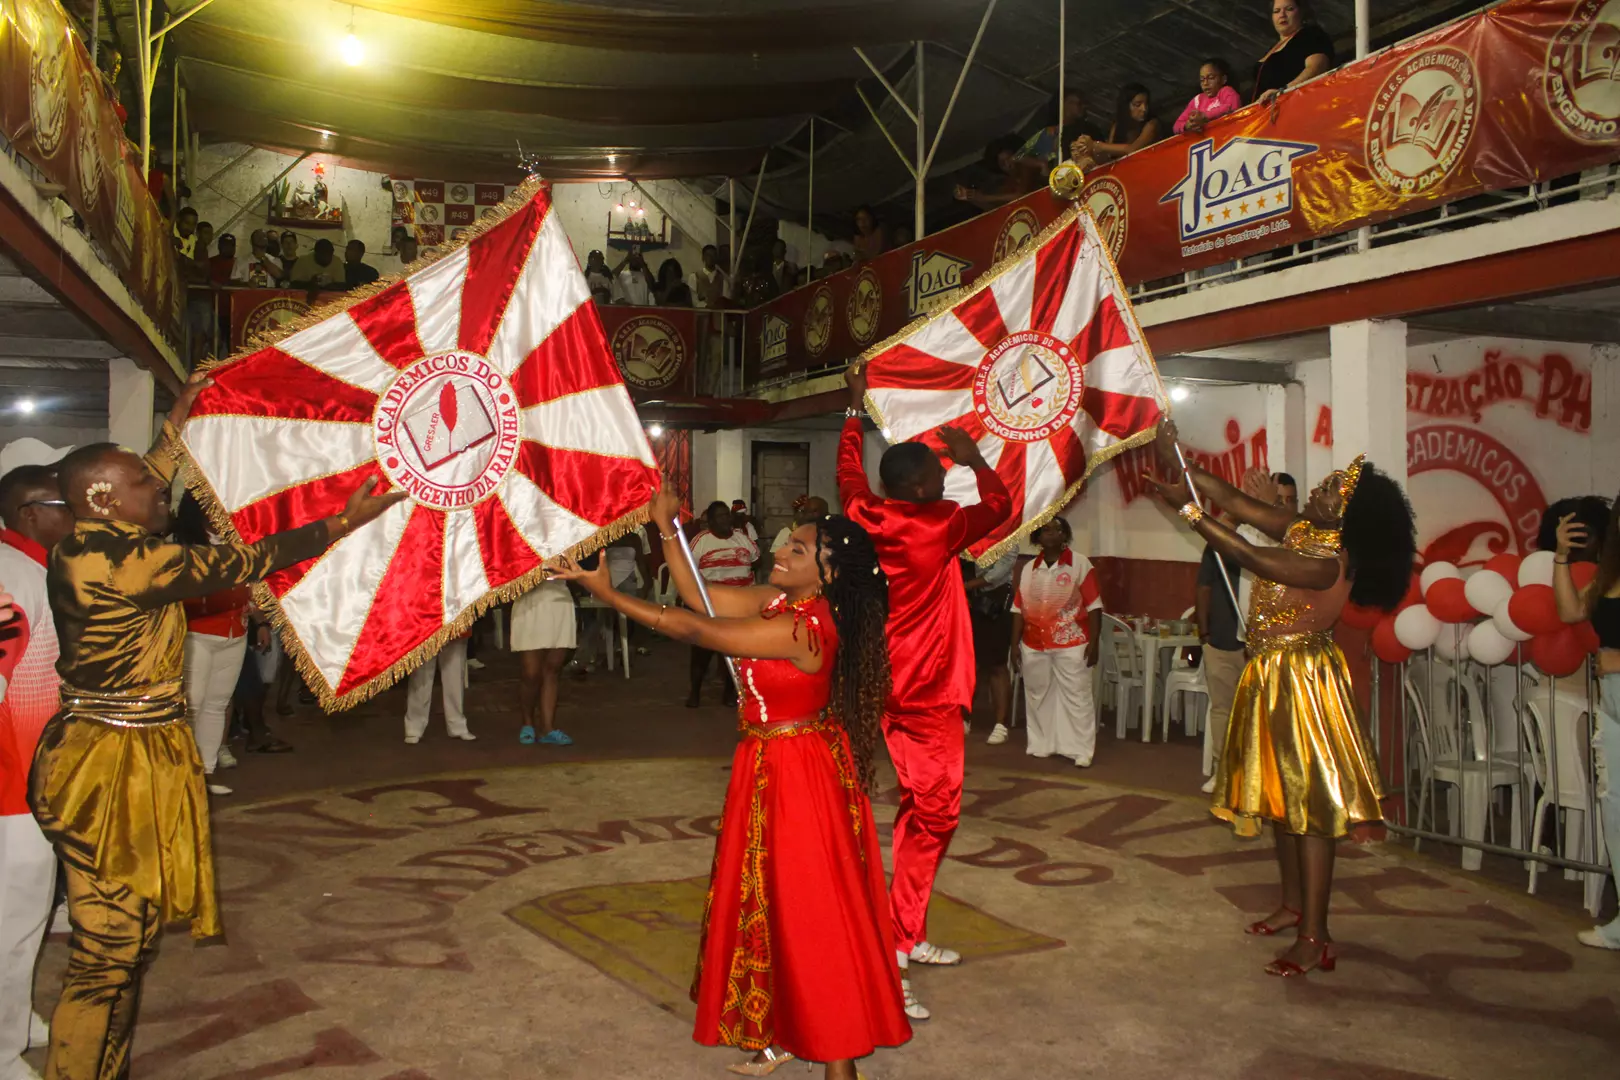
xmin=882 ymin=705 xmax=965 ymax=953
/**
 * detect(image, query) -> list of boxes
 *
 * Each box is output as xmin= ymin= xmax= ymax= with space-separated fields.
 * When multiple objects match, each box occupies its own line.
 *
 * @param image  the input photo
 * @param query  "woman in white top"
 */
xmin=686 ymin=502 xmax=758 ymax=708
xmin=510 ymin=578 xmax=578 ymax=746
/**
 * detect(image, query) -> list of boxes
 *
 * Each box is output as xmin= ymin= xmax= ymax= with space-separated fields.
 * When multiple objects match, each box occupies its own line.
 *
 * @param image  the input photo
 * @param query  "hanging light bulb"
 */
xmin=614 ymin=203 xmax=625 ymax=213
xmin=647 ymin=423 xmax=665 ymax=439
xmin=340 ymin=6 xmax=365 ymax=66
xmin=1169 ymin=384 xmax=1191 ymax=403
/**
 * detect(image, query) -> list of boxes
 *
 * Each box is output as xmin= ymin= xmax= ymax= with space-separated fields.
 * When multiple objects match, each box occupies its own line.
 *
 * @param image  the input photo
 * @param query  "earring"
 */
xmin=86 ymin=481 xmax=117 ymax=516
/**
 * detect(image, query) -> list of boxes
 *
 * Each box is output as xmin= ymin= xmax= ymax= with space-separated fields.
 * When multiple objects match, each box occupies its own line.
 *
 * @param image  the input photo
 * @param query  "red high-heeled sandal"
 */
xmin=1264 ymin=933 xmax=1336 ymax=977
xmin=1245 ymin=905 xmax=1300 ymax=936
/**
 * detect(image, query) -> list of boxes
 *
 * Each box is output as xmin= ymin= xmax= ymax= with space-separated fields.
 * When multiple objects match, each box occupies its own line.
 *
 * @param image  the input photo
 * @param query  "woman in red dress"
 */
xmin=552 ymin=487 xmax=910 ymax=1079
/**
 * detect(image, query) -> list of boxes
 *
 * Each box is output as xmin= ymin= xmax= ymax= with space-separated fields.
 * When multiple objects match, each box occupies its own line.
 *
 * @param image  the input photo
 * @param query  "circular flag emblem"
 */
xmin=972 ymin=330 xmax=1085 ymax=444
xmin=611 ymin=315 xmax=686 ymax=391
xmin=1080 ymin=178 xmax=1128 ymax=261
xmin=993 ymin=209 xmax=1041 ymax=263
xmin=846 ymin=267 xmax=883 ymax=345
xmin=28 ymin=30 xmax=68 ymax=158
xmin=243 ymin=297 xmax=310 ymax=344
xmin=805 ymin=286 xmax=835 ymax=356
xmin=374 ymin=352 xmax=522 ymax=510
xmin=1367 ymin=47 xmax=1478 ymax=196
xmin=75 ymin=74 xmax=105 ymax=211
xmin=1545 ymin=0 xmax=1620 ymax=144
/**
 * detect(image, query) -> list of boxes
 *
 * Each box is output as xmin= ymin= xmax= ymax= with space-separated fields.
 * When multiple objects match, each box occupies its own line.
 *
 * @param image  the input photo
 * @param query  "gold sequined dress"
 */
xmin=1211 ymin=519 xmax=1384 ymax=839
xmin=29 ymin=425 xmax=328 ymax=937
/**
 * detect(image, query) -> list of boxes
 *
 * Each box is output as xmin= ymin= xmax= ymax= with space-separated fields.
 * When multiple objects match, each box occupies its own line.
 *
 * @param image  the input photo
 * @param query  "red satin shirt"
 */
xmin=837 ymin=418 xmax=1012 ymax=711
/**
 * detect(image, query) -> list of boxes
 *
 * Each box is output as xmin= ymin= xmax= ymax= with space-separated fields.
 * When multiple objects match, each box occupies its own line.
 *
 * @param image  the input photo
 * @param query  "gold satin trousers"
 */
xmin=44 ymin=866 xmax=162 ymax=1080
xmin=1211 ymin=631 xmax=1384 ymax=839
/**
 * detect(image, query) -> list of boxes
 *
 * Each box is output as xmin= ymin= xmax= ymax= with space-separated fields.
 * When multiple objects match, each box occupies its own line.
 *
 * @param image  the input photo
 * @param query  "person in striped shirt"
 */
xmin=1011 ymin=516 xmax=1104 ymax=767
xmin=686 ymin=501 xmax=759 ymax=708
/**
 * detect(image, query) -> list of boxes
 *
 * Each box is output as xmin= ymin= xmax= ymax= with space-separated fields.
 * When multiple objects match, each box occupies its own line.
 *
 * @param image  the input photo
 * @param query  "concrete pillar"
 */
xmin=1329 ymin=319 xmax=1408 ymax=486
xmin=108 ymin=358 xmax=156 ymax=450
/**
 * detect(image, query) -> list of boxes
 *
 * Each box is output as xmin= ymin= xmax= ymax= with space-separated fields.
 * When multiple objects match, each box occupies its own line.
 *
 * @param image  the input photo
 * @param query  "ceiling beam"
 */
xmin=0 ymin=368 xmax=121 ymax=392
xmin=0 ymin=337 xmax=123 ymax=359
xmin=1157 ymin=356 xmax=1295 ymax=384
xmin=1408 ymin=303 xmax=1620 ymax=344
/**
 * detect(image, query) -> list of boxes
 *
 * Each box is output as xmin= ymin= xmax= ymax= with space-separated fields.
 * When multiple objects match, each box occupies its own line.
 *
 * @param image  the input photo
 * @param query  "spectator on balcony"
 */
xmin=192 ymin=222 xmax=215 ymax=269
xmin=852 ymin=206 xmax=887 ymax=263
xmin=98 ymin=47 xmax=127 ymax=125
xmin=956 ymin=134 xmax=1045 ymax=211
xmin=1175 ymin=58 xmax=1244 ymax=134
xmin=275 ymin=231 xmax=300 ymax=284
xmin=656 ymin=258 xmax=694 ymax=307
xmin=768 ymin=239 xmax=799 ymax=294
xmin=1072 ymin=84 xmax=1162 ymax=166
xmin=693 ymin=244 xmax=731 ymax=308
xmin=208 ymin=233 xmax=238 ymax=285
xmin=172 ymin=207 xmax=199 ymax=259
xmin=583 ymin=249 xmax=613 ymax=295
xmin=1253 ymin=0 xmax=1336 ymax=105
xmin=232 ymin=230 xmax=283 ymax=286
xmin=288 ymin=239 xmax=348 ymax=291
xmin=344 ymin=239 xmax=379 ymax=289
xmin=612 ymin=246 xmax=656 ymax=305
xmin=1022 ymin=89 xmax=1103 ymax=165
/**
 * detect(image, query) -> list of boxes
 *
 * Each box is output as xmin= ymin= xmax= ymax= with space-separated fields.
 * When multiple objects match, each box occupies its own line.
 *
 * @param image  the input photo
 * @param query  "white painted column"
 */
xmin=108 ymin=358 xmax=156 ymax=450
xmin=1329 ymin=319 xmax=1408 ymax=486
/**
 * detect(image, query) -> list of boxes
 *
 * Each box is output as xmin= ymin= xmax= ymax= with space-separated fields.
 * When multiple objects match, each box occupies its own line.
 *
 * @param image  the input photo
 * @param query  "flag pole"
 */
xmin=1174 ymin=442 xmax=1246 ymax=636
xmin=668 ymin=512 xmax=742 ymax=686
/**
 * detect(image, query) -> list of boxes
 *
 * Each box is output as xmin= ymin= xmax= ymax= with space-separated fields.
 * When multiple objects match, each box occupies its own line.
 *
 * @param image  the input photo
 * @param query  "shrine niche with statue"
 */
xmin=268 ymin=163 xmax=344 ymax=228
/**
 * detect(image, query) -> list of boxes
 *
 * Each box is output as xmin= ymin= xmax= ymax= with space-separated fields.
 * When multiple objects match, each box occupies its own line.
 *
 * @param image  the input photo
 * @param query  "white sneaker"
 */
xmin=216 ymin=746 xmax=238 ymax=769
xmin=963 ymin=718 xmax=971 ymax=735
xmin=451 ymin=731 xmax=477 ymax=741
xmin=467 ymin=658 xmax=486 ymax=670
xmin=908 ymin=941 xmax=961 ymax=966
xmin=1201 ymin=776 xmax=1217 ymax=794
xmin=404 ymin=734 xmax=421 ymax=744
xmin=28 ymin=1010 xmax=48 ymax=1047
xmin=1 ymin=1055 xmax=44 ymax=1080
xmin=1576 ymin=928 xmax=1620 ymax=950
xmin=1074 ymin=754 xmax=1093 ymax=768
xmin=901 ymin=978 xmax=930 ymax=1021
xmin=986 ymin=723 xmax=1009 ymax=745
xmin=206 ymin=783 xmax=233 ymax=796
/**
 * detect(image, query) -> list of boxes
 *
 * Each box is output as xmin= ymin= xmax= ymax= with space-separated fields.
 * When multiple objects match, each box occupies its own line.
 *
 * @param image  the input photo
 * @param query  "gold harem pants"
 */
xmin=1211 ymin=631 xmax=1383 ymax=839
xmin=44 ymin=866 xmax=162 ymax=1080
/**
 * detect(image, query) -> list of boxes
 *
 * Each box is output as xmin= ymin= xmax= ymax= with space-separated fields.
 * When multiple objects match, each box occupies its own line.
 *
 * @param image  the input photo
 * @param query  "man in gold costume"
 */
xmin=28 ymin=379 xmax=402 ymax=1080
xmin=1151 ymin=422 xmax=1416 ymax=981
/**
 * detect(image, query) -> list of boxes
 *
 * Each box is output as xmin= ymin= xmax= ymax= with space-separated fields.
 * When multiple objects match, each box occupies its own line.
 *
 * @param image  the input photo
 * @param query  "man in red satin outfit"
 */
xmin=837 ymin=367 xmax=1012 ymax=1021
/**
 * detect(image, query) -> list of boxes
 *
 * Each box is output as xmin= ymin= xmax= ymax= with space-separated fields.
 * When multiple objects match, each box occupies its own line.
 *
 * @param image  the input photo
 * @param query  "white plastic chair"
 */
xmin=1406 ymin=673 xmax=1526 ymax=872
xmin=1102 ymin=614 xmax=1146 ymax=740
xmin=1161 ymin=661 xmax=1209 ymax=743
xmin=1523 ymin=692 xmax=1608 ymax=916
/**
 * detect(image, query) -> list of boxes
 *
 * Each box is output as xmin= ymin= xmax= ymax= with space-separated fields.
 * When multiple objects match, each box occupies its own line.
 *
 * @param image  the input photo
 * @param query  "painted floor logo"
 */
xmin=1160 ymin=136 xmax=1317 ymax=250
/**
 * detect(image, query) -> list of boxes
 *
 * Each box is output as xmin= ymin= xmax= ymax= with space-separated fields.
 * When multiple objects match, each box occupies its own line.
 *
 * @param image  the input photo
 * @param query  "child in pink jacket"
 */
xmin=1174 ymin=58 xmax=1243 ymax=135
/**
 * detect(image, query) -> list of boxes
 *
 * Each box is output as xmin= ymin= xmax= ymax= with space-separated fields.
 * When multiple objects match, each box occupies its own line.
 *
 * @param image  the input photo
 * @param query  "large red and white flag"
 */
xmin=862 ymin=205 xmax=1166 ymax=561
xmin=179 ymin=181 xmax=659 ymax=708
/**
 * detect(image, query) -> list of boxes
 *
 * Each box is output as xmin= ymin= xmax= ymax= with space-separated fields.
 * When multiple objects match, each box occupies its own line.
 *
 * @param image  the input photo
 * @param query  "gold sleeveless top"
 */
xmin=1247 ymin=519 xmax=1351 ymax=642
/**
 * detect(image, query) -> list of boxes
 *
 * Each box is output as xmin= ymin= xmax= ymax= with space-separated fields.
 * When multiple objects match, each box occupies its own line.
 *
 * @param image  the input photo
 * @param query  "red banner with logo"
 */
xmin=594 ymin=305 xmax=699 ymax=400
xmin=0 ymin=0 xmax=179 ymax=332
xmin=744 ymin=199 xmax=1068 ymax=385
xmin=745 ymin=0 xmax=1620 ymax=386
xmin=228 ymin=289 xmax=313 ymax=350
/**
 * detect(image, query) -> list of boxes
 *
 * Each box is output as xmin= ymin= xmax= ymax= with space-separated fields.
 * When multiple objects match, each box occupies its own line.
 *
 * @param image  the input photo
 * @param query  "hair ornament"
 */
xmin=87 ymin=481 xmax=116 ymax=515
xmin=1338 ymin=454 xmax=1367 ymax=504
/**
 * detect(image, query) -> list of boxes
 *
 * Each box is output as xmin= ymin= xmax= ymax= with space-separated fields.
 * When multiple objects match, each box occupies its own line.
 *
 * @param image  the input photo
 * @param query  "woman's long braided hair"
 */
xmin=812 ymin=515 xmax=890 ymax=792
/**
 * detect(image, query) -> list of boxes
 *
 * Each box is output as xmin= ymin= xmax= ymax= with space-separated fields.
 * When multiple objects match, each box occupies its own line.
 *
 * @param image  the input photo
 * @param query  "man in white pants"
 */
xmin=0 ymin=466 xmax=76 ymax=1080
xmin=1011 ymin=517 xmax=1104 ymax=767
xmin=403 ymin=635 xmax=474 ymax=744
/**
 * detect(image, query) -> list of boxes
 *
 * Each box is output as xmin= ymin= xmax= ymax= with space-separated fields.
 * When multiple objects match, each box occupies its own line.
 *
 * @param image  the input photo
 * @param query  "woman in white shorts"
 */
xmin=510 ymin=579 xmax=576 ymax=746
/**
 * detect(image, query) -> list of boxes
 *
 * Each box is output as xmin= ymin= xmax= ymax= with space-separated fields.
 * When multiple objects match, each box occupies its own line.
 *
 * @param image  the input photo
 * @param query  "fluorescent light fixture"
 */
xmin=1169 ymin=385 xmax=1190 ymax=402
xmin=647 ymin=423 xmax=665 ymax=438
xmin=16 ymin=398 xmax=34 ymax=415
xmin=340 ymin=33 xmax=365 ymax=66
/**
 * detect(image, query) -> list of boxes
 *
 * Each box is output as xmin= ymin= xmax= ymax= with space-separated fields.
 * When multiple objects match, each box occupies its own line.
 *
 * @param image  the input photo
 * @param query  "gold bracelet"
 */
xmin=1179 ymin=502 xmax=1205 ymax=527
xmin=652 ymin=604 xmax=668 ymax=630
xmin=332 ymin=512 xmax=352 ymax=538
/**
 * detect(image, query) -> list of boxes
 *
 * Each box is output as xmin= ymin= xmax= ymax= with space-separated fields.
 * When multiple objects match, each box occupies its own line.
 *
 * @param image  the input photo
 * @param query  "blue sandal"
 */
xmin=538 ymin=729 xmax=573 ymax=746
xmin=518 ymin=725 xmax=536 ymax=745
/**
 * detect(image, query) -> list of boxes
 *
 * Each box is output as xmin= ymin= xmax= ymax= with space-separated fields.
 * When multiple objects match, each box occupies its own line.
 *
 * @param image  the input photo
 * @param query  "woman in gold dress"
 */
xmin=1153 ymin=424 xmax=1416 ymax=978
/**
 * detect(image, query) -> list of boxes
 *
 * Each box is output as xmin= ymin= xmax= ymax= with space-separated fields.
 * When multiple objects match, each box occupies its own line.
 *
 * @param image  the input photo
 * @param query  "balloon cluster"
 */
xmin=1345 ymin=552 xmax=1596 ymax=676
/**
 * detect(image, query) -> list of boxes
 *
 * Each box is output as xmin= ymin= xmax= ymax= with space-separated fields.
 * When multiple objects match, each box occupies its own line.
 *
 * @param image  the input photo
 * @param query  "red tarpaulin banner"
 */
xmin=0 ymin=0 xmax=179 ymax=331
xmin=228 ymin=289 xmax=313 ymax=350
xmin=595 ymin=304 xmax=699 ymax=399
xmin=747 ymin=0 xmax=1620 ymax=384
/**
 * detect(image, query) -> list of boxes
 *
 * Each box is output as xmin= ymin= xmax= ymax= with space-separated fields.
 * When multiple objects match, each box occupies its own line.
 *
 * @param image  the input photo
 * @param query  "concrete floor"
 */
xmin=26 ymin=639 xmax=1620 ymax=1079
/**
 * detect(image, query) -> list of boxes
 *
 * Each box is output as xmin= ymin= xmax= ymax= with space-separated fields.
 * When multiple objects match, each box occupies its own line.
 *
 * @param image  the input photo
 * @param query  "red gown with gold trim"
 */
xmin=691 ymin=595 xmax=912 ymax=1061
